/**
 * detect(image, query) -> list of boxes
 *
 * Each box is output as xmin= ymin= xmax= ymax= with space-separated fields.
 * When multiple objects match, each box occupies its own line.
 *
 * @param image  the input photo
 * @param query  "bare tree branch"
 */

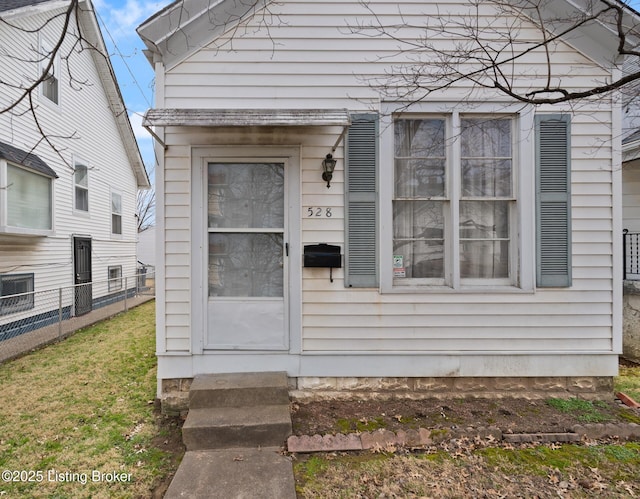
xmin=349 ymin=0 xmax=640 ymax=106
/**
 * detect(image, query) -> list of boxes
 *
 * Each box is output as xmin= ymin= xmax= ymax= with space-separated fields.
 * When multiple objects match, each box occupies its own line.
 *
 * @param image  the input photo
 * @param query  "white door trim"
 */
xmin=191 ymin=146 xmax=301 ymax=354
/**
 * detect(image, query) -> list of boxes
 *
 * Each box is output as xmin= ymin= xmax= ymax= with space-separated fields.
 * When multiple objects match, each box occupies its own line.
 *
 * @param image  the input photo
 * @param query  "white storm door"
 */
xmin=206 ymin=162 xmax=287 ymax=349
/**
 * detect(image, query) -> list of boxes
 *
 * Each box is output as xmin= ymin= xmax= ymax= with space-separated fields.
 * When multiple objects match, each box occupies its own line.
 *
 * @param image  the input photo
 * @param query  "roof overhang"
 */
xmin=142 ymin=108 xmax=352 ymax=149
xmin=143 ymin=108 xmax=351 ymax=127
xmin=624 ymin=138 xmax=640 ymax=164
xmin=0 ymin=140 xmax=58 ymax=178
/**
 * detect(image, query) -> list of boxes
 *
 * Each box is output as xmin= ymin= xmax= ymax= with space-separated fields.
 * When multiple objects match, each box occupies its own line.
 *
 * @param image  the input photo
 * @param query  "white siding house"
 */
xmin=0 ymin=0 xmax=149 ymax=338
xmin=138 ymin=0 xmax=638 ymax=407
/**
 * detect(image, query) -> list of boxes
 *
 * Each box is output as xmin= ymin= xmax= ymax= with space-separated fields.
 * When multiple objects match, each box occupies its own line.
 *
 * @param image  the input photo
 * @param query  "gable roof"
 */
xmin=624 ymin=128 xmax=640 ymax=164
xmin=0 ymin=140 xmax=58 ymax=178
xmin=3 ymin=0 xmax=150 ymax=189
xmin=137 ymin=0 xmax=640 ymax=71
xmin=0 ymin=0 xmax=53 ymax=11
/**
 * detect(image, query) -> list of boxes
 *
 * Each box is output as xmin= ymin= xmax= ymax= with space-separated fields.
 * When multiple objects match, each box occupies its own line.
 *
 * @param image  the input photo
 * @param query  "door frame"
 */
xmin=73 ymin=235 xmax=92 ymax=316
xmin=191 ymin=146 xmax=301 ymax=354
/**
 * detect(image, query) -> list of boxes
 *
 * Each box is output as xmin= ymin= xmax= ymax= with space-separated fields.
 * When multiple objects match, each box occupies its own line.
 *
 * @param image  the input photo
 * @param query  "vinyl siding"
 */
xmin=0 ymin=6 xmax=140 ymax=317
xmin=156 ymin=0 xmax=619 ymax=364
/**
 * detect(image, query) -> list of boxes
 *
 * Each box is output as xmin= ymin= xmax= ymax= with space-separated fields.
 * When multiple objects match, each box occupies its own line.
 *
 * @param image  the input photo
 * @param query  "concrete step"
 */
xmin=183 ymin=405 xmax=292 ymax=451
xmin=189 ymin=371 xmax=290 ymax=409
xmin=164 ymin=447 xmax=296 ymax=499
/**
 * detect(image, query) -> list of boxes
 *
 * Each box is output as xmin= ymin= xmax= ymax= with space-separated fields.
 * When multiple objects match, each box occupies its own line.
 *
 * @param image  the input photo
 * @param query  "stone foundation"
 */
xmin=160 ymin=375 xmax=613 ymax=414
xmin=290 ymin=376 xmax=613 ymax=402
xmin=161 ymin=378 xmax=192 ymax=416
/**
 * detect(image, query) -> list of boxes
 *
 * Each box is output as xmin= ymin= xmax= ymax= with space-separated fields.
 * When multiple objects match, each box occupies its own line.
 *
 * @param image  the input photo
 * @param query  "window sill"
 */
xmin=383 ymin=283 xmax=535 ymax=294
xmin=0 ymin=226 xmax=53 ymax=237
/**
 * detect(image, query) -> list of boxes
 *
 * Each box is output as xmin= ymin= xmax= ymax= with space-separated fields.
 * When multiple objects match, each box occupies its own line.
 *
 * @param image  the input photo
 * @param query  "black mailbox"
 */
xmin=304 ymin=244 xmax=342 ymax=268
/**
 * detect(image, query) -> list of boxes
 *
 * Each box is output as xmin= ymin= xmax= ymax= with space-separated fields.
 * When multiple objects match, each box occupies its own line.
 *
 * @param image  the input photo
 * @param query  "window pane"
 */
xmin=460 ymin=241 xmax=509 ymax=278
xmin=461 ymin=117 xmax=512 ymax=198
xmin=7 ymin=165 xmax=52 ymax=230
xmin=75 ymin=165 xmax=88 ymax=187
xmin=461 ymin=159 xmax=512 ymax=197
xmin=112 ymin=214 xmax=122 ymax=235
xmin=112 ymin=193 xmax=122 ymax=214
xmin=209 ymin=233 xmax=283 ymax=297
xmin=43 ymin=74 xmax=58 ymax=104
xmin=0 ymin=274 xmax=34 ymax=315
xmin=208 ymin=163 xmax=284 ymax=229
xmin=393 ymin=201 xmax=444 ymax=278
xmin=460 ymin=201 xmax=510 ymax=279
xmin=393 ymin=200 xmax=444 ymax=239
xmin=108 ymin=266 xmax=122 ymax=291
xmin=75 ymin=187 xmax=88 ymax=211
xmin=461 ymin=118 xmax=511 ymax=157
xmin=393 ymin=240 xmax=444 ymax=278
xmin=395 ymin=159 xmax=445 ymax=197
xmin=395 ymin=119 xmax=445 ymax=157
xmin=459 ymin=201 xmax=509 ymax=239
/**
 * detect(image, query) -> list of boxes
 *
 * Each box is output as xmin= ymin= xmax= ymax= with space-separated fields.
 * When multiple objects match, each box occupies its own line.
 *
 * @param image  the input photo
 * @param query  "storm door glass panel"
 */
xmin=208 ymin=163 xmax=284 ymax=229
xmin=208 ymin=233 xmax=283 ymax=297
xmin=207 ymin=163 xmax=285 ymax=298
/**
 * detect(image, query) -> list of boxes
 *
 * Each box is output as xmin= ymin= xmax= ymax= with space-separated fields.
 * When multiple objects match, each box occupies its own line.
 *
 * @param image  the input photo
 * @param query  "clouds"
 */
xmin=94 ymin=0 xmax=171 ymax=167
xmin=95 ymin=0 xmax=171 ymax=42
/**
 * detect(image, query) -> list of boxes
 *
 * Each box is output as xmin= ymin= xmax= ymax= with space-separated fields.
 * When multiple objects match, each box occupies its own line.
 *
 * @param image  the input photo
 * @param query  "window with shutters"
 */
xmin=392 ymin=113 xmax=517 ymax=287
xmin=378 ymin=104 xmax=539 ymax=292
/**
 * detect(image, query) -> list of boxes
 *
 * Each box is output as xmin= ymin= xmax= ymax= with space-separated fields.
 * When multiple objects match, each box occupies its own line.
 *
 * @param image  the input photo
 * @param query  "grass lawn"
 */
xmin=0 ymin=300 xmax=180 ymax=498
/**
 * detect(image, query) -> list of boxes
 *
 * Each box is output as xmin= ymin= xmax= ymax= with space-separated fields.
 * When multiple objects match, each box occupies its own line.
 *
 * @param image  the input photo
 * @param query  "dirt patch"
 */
xmin=150 ymin=403 xmax=186 ymax=499
xmin=291 ymin=397 xmax=640 ymax=436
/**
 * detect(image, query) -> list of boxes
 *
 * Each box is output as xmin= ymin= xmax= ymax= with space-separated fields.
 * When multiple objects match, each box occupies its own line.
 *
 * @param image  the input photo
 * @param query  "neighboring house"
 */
xmin=137 ymin=226 xmax=156 ymax=268
xmin=0 ymin=0 xmax=149 ymax=337
xmin=138 ymin=0 xmax=638 ymax=409
xmin=623 ymin=130 xmax=640 ymax=237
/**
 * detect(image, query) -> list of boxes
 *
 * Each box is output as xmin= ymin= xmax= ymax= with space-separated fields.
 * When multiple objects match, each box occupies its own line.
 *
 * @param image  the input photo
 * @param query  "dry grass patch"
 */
xmin=295 ymin=443 xmax=640 ymax=498
xmin=0 ymin=301 xmax=177 ymax=498
xmin=616 ymin=360 xmax=640 ymax=402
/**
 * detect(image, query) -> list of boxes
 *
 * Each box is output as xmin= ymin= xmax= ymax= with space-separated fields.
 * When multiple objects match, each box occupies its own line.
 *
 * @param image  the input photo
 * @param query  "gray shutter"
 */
xmin=536 ymin=114 xmax=572 ymax=287
xmin=345 ymin=113 xmax=378 ymax=287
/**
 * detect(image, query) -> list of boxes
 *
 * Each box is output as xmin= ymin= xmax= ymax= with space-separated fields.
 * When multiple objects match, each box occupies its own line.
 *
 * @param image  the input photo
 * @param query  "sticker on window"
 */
xmin=393 ymin=255 xmax=406 ymax=278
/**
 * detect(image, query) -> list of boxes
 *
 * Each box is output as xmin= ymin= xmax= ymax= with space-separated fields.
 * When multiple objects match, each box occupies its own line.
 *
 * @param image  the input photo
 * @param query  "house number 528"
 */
xmin=307 ymin=207 xmax=332 ymax=218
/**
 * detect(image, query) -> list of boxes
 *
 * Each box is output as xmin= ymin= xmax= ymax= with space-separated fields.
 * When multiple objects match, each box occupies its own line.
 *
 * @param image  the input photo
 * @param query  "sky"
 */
xmin=93 ymin=0 xmax=173 ymax=174
xmin=93 ymin=0 xmax=640 ymax=176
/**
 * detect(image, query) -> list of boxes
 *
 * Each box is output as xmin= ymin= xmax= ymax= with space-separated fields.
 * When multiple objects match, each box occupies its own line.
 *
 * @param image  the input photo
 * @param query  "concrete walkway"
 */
xmin=0 ymin=294 xmax=155 ymax=363
xmin=165 ymin=372 xmax=296 ymax=499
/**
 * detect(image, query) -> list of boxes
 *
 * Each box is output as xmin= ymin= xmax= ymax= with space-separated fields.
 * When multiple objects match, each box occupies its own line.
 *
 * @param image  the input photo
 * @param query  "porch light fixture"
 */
xmin=322 ymin=153 xmax=337 ymax=188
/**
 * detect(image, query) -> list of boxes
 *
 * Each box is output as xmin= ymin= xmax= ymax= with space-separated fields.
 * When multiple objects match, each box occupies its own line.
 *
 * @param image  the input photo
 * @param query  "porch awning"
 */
xmin=142 ymin=108 xmax=352 ymax=128
xmin=142 ymin=108 xmax=352 ymax=150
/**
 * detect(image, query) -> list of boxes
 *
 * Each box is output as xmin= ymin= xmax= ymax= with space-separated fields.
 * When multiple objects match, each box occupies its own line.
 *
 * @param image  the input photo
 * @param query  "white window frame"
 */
xmin=111 ymin=190 xmax=123 ymax=236
xmin=108 ymin=265 xmax=122 ymax=292
xmin=73 ymin=159 xmax=89 ymax=214
xmin=39 ymin=37 xmax=59 ymax=106
xmin=0 ymin=159 xmax=54 ymax=236
xmin=380 ymin=102 xmax=535 ymax=293
xmin=0 ymin=273 xmax=35 ymax=316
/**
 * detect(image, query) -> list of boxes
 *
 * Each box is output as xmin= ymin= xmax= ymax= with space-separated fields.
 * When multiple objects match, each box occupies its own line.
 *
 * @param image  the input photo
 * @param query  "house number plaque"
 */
xmin=306 ymin=207 xmax=332 ymax=218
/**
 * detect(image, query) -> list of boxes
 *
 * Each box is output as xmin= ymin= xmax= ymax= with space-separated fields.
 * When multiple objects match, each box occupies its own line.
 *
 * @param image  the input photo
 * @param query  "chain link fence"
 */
xmin=0 ymin=268 xmax=155 ymax=363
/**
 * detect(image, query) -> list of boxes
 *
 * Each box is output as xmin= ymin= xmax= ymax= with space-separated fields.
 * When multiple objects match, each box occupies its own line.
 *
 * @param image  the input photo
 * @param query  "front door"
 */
xmin=73 ymin=236 xmax=92 ymax=316
xmin=206 ymin=161 xmax=287 ymax=349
